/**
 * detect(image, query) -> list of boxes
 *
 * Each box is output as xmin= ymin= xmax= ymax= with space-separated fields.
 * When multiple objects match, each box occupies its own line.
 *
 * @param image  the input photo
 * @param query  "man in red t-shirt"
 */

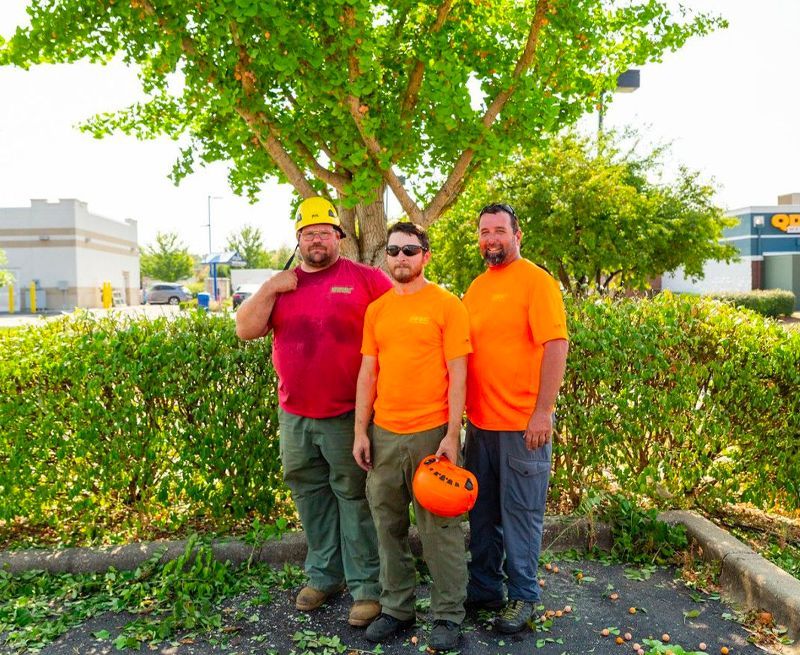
xmin=237 ymin=197 xmax=391 ymax=628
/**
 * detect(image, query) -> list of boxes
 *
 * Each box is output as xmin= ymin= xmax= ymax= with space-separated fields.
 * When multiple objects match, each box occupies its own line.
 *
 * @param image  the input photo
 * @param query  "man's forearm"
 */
xmin=533 ymin=339 xmax=569 ymax=414
xmin=235 ymin=284 xmax=277 ymax=340
xmin=354 ymin=369 xmax=377 ymax=436
xmin=446 ymin=357 xmax=467 ymax=438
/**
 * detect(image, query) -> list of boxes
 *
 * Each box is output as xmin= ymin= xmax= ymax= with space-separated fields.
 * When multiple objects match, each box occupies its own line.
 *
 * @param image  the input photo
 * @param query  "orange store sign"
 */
xmin=771 ymin=214 xmax=800 ymax=233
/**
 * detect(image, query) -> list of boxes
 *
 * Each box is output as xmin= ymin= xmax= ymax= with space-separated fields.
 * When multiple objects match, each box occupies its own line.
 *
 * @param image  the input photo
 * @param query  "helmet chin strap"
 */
xmin=283 ymin=244 xmax=298 ymax=270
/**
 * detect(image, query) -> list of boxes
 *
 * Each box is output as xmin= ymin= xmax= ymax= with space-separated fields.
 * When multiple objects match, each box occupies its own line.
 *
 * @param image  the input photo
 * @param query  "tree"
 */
xmin=1 ymin=1 xmax=724 ymax=263
xmin=225 ymin=224 xmax=270 ymax=269
xmin=140 ymin=231 xmax=194 ymax=282
xmin=427 ymin=131 xmax=739 ymax=295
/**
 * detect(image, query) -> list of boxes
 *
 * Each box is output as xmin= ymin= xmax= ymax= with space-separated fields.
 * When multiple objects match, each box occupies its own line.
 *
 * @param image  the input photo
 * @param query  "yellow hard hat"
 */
xmin=294 ymin=197 xmax=346 ymax=238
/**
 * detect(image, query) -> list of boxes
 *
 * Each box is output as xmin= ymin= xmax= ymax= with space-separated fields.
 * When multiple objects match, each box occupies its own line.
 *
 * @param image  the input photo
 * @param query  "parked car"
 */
xmin=146 ymin=283 xmax=193 ymax=305
xmin=232 ymin=283 xmax=260 ymax=309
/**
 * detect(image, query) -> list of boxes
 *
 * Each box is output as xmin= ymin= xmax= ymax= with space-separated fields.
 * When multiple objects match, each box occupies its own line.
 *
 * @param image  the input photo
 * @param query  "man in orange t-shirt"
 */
xmin=353 ymin=222 xmax=471 ymax=652
xmin=462 ymin=203 xmax=569 ymax=634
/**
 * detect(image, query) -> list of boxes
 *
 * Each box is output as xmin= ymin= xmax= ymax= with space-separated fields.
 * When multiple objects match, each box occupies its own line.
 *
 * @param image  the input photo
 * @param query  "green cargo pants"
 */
xmin=366 ymin=423 xmax=468 ymax=623
xmin=279 ymin=408 xmax=381 ymax=601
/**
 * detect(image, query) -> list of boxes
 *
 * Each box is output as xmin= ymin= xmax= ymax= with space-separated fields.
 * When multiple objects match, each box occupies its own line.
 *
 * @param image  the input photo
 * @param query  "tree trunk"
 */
xmin=337 ymin=187 xmax=388 ymax=268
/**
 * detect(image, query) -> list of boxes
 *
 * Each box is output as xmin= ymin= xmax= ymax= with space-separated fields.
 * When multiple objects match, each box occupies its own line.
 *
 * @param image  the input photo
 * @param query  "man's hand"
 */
xmin=435 ymin=432 xmax=460 ymax=464
xmin=353 ymin=432 xmax=372 ymax=472
xmin=267 ymin=270 xmax=298 ymax=294
xmin=524 ymin=410 xmax=553 ymax=451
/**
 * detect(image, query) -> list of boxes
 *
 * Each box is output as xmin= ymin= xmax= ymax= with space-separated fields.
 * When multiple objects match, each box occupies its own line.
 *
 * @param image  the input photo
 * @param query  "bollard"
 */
xmin=8 ymin=284 xmax=14 ymax=314
xmin=102 ymin=282 xmax=112 ymax=309
xmin=29 ymin=281 xmax=37 ymax=313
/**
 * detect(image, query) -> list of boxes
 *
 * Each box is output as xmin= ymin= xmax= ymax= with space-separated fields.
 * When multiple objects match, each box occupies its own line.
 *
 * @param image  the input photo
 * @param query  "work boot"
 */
xmin=495 ymin=599 xmax=535 ymax=634
xmin=428 ymin=619 xmax=460 ymax=651
xmin=365 ymin=613 xmax=415 ymax=642
xmin=348 ymin=599 xmax=381 ymax=627
xmin=295 ymin=584 xmax=345 ymax=611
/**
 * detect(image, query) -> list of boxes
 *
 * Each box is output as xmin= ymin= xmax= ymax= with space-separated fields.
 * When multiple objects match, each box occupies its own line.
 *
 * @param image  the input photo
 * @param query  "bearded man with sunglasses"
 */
xmin=462 ymin=203 xmax=569 ymax=634
xmin=353 ymin=222 xmax=472 ymax=652
xmin=236 ymin=197 xmax=391 ymax=628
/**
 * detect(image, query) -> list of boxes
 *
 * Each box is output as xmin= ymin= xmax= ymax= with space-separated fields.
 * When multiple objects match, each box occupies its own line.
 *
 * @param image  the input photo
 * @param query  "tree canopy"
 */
xmin=140 ymin=231 xmax=194 ymax=281
xmin=427 ymin=131 xmax=739 ymax=295
xmin=225 ymin=224 xmax=270 ymax=269
xmin=1 ymin=0 xmax=724 ymax=262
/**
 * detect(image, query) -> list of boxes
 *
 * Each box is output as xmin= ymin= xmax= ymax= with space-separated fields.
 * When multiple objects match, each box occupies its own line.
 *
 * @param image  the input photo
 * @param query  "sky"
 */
xmin=1 ymin=1 xmax=799 ymax=255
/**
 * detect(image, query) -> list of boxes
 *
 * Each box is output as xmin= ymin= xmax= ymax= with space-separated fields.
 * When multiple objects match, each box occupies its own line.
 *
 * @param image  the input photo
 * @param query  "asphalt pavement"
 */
xmin=2 ymin=512 xmax=799 ymax=655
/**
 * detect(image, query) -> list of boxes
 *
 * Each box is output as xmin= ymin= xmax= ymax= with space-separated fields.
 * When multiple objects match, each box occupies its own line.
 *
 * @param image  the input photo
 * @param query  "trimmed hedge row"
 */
xmin=556 ymin=293 xmax=800 ymax=513
xmin=1 ymin=294 xmax=798 ymax=545
xmin=705 ymin=289 xmax=796 ymax=317
xmin=0 ymin=312 xmax=285 ymax=544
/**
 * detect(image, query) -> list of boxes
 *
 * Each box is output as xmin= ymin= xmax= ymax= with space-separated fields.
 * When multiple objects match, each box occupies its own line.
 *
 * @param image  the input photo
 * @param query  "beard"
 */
xmin=390 ymin=263 xmax=422 ymax=283
xmin=482 ymin=246 xmax=507 ymax=266
xmin=302 ymin=245 xmax=334 ymax=268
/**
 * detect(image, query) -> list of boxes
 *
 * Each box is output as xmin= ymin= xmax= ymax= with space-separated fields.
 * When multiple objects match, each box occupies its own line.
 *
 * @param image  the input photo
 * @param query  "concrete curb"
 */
xmin=660 ymin=510 xmax=800 ymax=648
xmin=0 ymin=515 xmax=608 ymax=575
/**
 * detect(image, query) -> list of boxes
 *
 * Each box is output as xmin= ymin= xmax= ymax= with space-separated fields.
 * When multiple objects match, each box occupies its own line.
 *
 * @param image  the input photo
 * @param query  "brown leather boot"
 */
xmin=348 ymin=599 xmax=381 ymax=627
xmin=295 ymin=584 xmax=345 ymax=611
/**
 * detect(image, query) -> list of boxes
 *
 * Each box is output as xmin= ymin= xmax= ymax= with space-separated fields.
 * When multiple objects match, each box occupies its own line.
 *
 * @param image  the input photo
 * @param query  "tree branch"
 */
xmin=344 ymin=5 xmax=424 ymax=223
xmin=422 ymin=0 xmax=552 ymax=224
xmin=401 ymin=0 xmax=455 ymax=117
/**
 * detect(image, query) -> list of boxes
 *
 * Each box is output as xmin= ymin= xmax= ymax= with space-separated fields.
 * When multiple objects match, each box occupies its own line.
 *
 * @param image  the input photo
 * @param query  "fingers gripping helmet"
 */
xmin=294 ymin=197 xmax=346 ymax=238
xmin=412 ymin=455 xmax=478 ymax=518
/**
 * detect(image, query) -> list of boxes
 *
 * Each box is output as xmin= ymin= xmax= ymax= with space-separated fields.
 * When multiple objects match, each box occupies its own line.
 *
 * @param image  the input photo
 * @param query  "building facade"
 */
xmin=662 ymin=193 xmax=800 ymax=308
xmin=0 ymin=199 xmax=140 ymax=311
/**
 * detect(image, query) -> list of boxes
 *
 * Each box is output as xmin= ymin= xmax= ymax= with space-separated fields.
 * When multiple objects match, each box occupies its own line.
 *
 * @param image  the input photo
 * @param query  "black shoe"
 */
xmin=365 ymin=613 xmax=415 ymax=643
xmin=495 ymin=600 xmax=534 ymax=634
xmin=465 ymin=596 xmax=506 ymax=612
xmin=429 ymin=620 xmax=460 ymax=651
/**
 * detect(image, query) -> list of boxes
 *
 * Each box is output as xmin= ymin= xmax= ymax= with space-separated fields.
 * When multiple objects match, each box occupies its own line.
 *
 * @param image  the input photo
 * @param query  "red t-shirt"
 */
xmin=269 ymin=257 xmax=392 ymax=418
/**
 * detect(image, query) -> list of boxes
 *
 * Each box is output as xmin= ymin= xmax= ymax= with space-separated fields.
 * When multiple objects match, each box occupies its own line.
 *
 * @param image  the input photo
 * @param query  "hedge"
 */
xmin=0 ymin=311 xmax=286 ymax=544
xmin=1 ymin=294 xmax=798 ymax=546
xmin=705 ymin=289 xmax=796 ymax=317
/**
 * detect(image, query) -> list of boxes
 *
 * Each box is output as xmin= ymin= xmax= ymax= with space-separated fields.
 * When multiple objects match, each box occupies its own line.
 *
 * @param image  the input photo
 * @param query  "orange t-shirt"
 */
xmin=362 ymin=283 xmax=472 ymax=434
xmin=463 ymin=258 xmax=568 ymax=431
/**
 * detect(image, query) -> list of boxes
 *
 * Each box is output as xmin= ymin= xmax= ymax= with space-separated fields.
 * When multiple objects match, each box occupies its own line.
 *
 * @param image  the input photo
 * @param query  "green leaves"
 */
xmin=140 ymin=231 xmax=194 ymax=281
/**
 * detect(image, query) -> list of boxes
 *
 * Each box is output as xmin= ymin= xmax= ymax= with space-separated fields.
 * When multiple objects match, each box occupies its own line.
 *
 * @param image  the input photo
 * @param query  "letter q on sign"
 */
xmin=771 ymin=214 xmax=800 ymax=232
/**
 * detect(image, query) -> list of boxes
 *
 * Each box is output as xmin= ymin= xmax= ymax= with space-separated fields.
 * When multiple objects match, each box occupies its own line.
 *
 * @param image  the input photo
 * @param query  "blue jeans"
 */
xmin=464 ymin=421 xmax=551 ymax=603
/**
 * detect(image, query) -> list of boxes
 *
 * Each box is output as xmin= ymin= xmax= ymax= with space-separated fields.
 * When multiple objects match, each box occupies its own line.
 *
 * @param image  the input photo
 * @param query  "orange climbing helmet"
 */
xmin=412 ymin=455 xmax=478 ymax=518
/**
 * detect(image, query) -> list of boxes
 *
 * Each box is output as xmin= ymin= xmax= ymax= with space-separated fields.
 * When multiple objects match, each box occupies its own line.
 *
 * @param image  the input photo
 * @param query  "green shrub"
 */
xmin=0 ymin=311 xmax=285 ymax=545
xmin=705 ymin=289 xmax=796 ymax=317
xmin=1 ymin=294 xmax=798 ymax=548
xmin=555 ymin=292 xmax=800 ymax=512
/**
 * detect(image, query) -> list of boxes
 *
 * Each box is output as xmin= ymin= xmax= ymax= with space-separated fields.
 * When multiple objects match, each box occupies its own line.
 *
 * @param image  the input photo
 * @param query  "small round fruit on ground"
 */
xmin=616 ymin=636 xmax=624 ymax=645
xmin=721 ymin=648 xmax=729 ymax=655
xmin=662 ymin=634 xmax=670 ymax=643
xmin=699 ymin=643 xmax=707 ymax=651
xmin=624 ymin=632 xmax=632 ymax=641
xmin=601 ymin=628 xmax=610 ymax=637
xmin=629 ymin=607 xmax=637 ymax=614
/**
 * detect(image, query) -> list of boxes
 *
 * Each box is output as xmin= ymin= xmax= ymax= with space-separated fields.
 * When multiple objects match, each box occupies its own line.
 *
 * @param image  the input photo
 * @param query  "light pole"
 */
xmin=205 ymin=195 xmax=222 ymax=256
xmin=598 ymin=69 xmax=640 ymax=134
xmin=204 ymin=195 xmax=222 ymax=301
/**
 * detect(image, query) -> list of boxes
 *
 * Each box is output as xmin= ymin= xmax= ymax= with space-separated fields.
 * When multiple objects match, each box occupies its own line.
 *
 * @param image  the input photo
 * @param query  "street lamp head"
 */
xmin=615 ymin=69 xmax=640 ymax=93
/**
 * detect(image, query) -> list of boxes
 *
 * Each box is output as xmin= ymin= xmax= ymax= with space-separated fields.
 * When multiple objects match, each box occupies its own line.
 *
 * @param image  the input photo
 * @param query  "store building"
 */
xmin=662 ymin=193 xmax=800 ymax=308
xmin=0 ymin=199 xmax=140 ymax=311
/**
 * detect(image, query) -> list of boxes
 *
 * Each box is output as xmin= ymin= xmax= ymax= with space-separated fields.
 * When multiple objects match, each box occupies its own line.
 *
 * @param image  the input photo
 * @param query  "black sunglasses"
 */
xmin=478 ymin=203 xmax=518 ymax=220
xmin=386 ymin=244 xmax=428 ymax=257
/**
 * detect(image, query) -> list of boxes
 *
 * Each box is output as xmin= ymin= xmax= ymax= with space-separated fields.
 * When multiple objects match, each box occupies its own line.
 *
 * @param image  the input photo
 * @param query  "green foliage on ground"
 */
xmin=0 ymin=536 xmax=306 ymax=653
xmin=555 ymin=292 xmax=800 ymax=513
xmin=1 ymin=293 xmax=798 ymax=549
xmin=0 ymin=311 xmax=287 ymax=547
xmin=705 ymin=289 xmax=796 ymax=318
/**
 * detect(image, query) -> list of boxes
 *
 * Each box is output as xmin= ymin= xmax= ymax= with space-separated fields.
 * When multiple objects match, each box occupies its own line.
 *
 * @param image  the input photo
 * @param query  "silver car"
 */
xmin=146 ymin=283 xmax=193 ymax=305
